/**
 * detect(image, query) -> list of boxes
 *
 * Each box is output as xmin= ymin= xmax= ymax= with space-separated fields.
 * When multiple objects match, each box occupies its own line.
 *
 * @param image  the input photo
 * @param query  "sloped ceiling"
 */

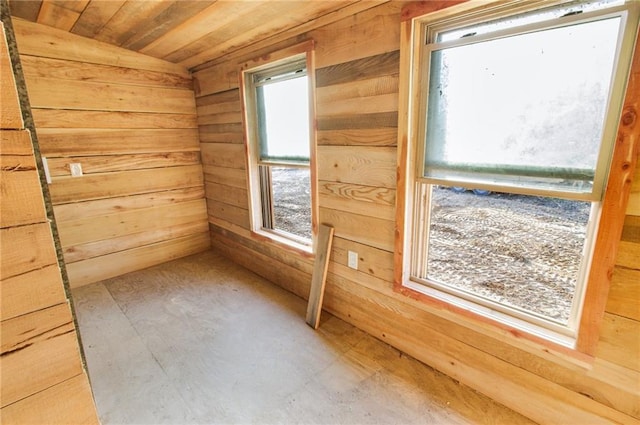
xmin=8 ymin=0 xmax=388 ymax=70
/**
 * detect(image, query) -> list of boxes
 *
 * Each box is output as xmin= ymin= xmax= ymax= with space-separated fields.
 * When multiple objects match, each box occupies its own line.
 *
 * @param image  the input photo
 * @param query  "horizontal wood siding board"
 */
xmin=319 ymin=181 xmax=395 ymax=221
xmin=210 ymin=229 xmax=311 ymax=299
xmin=12 ymin=18 xmax=189 ymax=77
xmin=1 ymin=303 xmax=72 ymax=354
xmin=0 ymin=265 xmax=67 ymax=321
xmin=319 ymin=207 xmax=394 ymax=252
xmin=0 ymin=157 xmax=47 ymax=228
xmin=606 ymin=266 xmax=640 ymax=321
xmin=318 ymin=146 xmax=397 ymax=189
xmin=67 ymin=232 xmax=211 ymax=289
xmin=317 ymin=111 xmax=398 ymax=131
xmin=0 ymin=223 xmax=57 ymax=279
xmin=53 ymin=187 xmax=205 ymax=222
xmin=32 ymin=109 xmax=197 ymax=129
xmin=331 ymin=236 xmax=395 ymax=282
xmin=317 ymin=92 xmax=399 ymax=117
xmin=0 ymin=331 xmax=84 ymax=407
xmin=196 ymin=88 xmax=240 ymax=105
xmin=66 ymin=232 xmax=211 ymax=288
xmin=207 ymin=200 xmax=250 ymax=229
xmin=200 ymin=143 xmax=246 ymax=169
xmin=64 ymin=221 xmax=209 ymax=264
xmin=199 ymin=130 xmax=244 ymax=144
xmin=199 ymin=122 xmax=244 ymax=135
xmin=24 ymin=76 xmax=196 ymax=113
xmin=316 ymin=74 xmax=399 ymax=104
xmin=58 ymin=199 xmax=207 ymax=247
xmin=317 ymin=128 xmax=398 ymax=147
xmin=48 ymin=165 xmax=204 ymax=204
xmin=46 ymin=152 xmax=201 ymax=176
xmin=209 ymin=223 xmax=314 ymax=274
xmin=196 ymin=101 xmax=242 ymax=117
xmin=315 ymin=51 xmax=400 ymax=88
xmin=596 ymin=312 xmax=640 ymax=371
xmin=203 ymin=165 xmax=247 ymax=189
xmin=197 ymin=111 xmax=242 ymax=126
xmin=20 ymin=55 xmax=192 ymax=89
xmin=205 ymin=182 xmax=249 ymax=209
xmin=37 ymin=128 xmax=200 ymax=156
xmin=0 ymin=374 xmax=99 ymax=424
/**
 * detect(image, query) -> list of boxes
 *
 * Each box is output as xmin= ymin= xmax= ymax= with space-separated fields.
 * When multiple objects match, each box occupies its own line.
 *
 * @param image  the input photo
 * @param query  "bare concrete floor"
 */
xmin=72 ymin=250 xmax=534 ymax=425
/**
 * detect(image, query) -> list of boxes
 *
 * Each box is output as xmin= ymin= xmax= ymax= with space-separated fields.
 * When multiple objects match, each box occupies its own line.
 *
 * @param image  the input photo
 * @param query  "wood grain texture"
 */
xmin=1 ymin=23 xmax=22 ymax=128
xmin=317 ymin=128 xmax=398 ymax=146
xmin=316 ymin=51 xmax=400 ymax=88
xmin=0 ymin=265 xmax=66 ymax=321
xmin=596 ymin=313 xmax=640 ymax=371
xmin=13 ymin=18 xmax=188 ymax=76
xmin=306 ymin=224 xmax=335 ymax=329
xmin=0 ymin=330 xmax=84 ymax=407
xmin=24 ymin=76 xmax=195 ymax=113
xmin=7 ymin=1 xmax=42 ymax=21
xmin=1 ymin=374 xmax=99 ymax=425
xmin=53 ymin=187 xmax=204 ymax=222
xmin=66 ymin=232 xmax=210 ymax=288
xmin=319 ymin=207 xmax=394 ymax=252
xmin=70 ymin=0 xmax=124 ymax=38
xmin=58 ymin=199 xmax=206 ymax=247
xmin=45 ymin=152 xmax=200 ymax=176
xmin=606 ymin=267 xmax=640 ymax=321
xmin=200 ymin=142 xmax=246 ymax=169
xmin=48 ymin=165 xmax=204 ymax=204
xmin=32 ymin=109 xmax=196 ymax=129
xmin=21 ymin=55 xmax=192 ymax=89
xmin=319 ymin=180 xmax=395 ymax=221
xmin=318 ymin=146 xmax=397 ymax=189
xmin=37 ymin=128 xmax=200 ymax=156
xmin=0 ymin=223 xmax=57 ymax=279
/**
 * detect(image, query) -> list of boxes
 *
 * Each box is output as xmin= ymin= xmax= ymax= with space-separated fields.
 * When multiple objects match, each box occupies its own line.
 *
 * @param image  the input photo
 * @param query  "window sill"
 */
xmin=397 ymin=279 xmax=596 ymax=371
xmin=250 ymin=229 xmax=314 ymax=258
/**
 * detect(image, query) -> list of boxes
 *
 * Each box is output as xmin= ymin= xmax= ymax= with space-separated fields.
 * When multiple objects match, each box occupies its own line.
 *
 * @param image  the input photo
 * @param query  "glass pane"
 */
xmin=271 ymin=167 xmax=312 ymax=240
xmin=424 ymin=186 xmax=591 ymax=324
xmin=425 ymin=17 xmax=620 ymax=194
xmin=257 ymin=76 xmax=310 ymax=162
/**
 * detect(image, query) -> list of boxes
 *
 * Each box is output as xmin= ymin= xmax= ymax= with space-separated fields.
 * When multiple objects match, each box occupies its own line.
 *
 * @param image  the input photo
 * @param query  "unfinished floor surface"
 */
xmin=72 ymin=250 xmax=534 ymax=425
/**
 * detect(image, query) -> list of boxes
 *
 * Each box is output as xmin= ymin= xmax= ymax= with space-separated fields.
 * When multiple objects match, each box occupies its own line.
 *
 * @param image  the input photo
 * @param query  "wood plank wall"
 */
xmin=193 ymin=2 xmax=640 ymax=423
xmin=12 ymin=19 xmax=210 ymax=288
xmin=0 ymin=18 xmax=98 ymax=423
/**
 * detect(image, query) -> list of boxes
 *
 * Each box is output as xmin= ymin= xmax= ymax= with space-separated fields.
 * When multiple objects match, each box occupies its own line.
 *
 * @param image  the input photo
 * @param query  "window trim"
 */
xmin=240 ymin=41 xmax=318 ymax=254
xmin=395 ymin=0 xmax=640 ymax=359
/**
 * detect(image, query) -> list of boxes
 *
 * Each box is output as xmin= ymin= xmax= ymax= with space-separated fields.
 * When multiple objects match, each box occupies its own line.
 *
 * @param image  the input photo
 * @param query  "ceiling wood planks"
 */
xmin=7 ymin=0 xmax=389 ymax=70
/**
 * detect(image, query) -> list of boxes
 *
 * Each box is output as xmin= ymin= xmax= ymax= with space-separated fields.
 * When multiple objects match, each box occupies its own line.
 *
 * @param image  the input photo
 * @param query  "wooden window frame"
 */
xmin=240 ymin=41 xmax=319 ymax=255
xmin=395 ymin=0 xmax=640 ymax=361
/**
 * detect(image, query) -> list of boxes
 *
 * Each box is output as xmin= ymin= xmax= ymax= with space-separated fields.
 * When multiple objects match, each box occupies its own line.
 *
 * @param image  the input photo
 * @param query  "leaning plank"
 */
xmin=306 ymin=224 xmax=335 ymax=329
xmin=0 ymin=265 xmax=66 ymax=321
xmin=0 ymin=223 xmax=57 ymax=279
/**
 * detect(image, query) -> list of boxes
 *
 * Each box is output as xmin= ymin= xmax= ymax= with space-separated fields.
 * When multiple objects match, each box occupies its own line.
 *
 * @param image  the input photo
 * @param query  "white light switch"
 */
xmin=70 ymin=163 xmax=83 ymax=177
xmin=348 ymin=250 xmax=358 ymax=270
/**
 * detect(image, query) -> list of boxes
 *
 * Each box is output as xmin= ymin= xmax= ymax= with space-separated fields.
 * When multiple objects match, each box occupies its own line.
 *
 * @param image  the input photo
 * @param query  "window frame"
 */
xmin=240 ymin=41 xmax=318 ymax=253
xmin=395 ymin=0 xmax=640 ymax=358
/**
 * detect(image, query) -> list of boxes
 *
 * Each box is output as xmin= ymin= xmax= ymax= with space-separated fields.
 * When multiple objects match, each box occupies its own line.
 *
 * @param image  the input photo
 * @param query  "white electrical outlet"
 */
xmin=69 ymin=163 xmax=83 ymax=177
xmin=348 ymin=250 xmax=358 ymax=270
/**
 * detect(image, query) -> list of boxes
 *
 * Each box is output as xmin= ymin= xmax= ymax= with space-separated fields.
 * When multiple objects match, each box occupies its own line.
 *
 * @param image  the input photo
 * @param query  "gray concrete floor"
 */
xmin=72 ymin=250 xmax=534 ymax=425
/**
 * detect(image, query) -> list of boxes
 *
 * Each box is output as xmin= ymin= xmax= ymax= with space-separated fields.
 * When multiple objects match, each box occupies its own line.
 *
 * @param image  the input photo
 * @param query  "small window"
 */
xmin=242 ymin=44 xmax=316 ymax=250
xmin=401 ymin=0 xmax=639 ymax=346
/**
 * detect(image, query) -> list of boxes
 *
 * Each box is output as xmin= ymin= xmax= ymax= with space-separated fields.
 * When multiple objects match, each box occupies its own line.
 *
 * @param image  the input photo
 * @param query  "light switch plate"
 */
xmin=70 ymin=163 xmax=83 ymax=177
xmin=348 ymin=250 xmax=358 ymax=270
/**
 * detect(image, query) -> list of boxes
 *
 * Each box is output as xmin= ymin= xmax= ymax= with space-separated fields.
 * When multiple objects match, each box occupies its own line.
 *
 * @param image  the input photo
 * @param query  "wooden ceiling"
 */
xmin=8 ymin=0 xmax=387 ymax=70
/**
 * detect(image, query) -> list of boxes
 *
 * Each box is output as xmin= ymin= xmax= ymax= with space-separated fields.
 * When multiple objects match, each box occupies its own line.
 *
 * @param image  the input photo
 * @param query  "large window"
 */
xmin=400 ymin=0 xmax=639 ymax=347
xmin=242 ymin=43 xmax=317 ymax=250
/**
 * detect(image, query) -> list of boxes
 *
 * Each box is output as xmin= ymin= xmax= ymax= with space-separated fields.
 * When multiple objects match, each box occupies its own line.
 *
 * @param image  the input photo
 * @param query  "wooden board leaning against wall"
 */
xmin=12 ymin=18 xmax=210 ymax=288
xmin=193 ymin=2 xmax=640 ymax=424
xmin=0 ymin=10 xmax=99 ymax=423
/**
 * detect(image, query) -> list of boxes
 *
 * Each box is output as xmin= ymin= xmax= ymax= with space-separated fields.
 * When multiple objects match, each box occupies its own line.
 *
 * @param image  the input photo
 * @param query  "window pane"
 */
xmin=425 ymin=17 xmax=620 ymax=195
xmin=257 ymin=76 xmax=310 ymax=162
xmin=271 ymin=167 xmax=312 ymax=240
xmin=423 ymin=186 xmax=591 ymax=324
